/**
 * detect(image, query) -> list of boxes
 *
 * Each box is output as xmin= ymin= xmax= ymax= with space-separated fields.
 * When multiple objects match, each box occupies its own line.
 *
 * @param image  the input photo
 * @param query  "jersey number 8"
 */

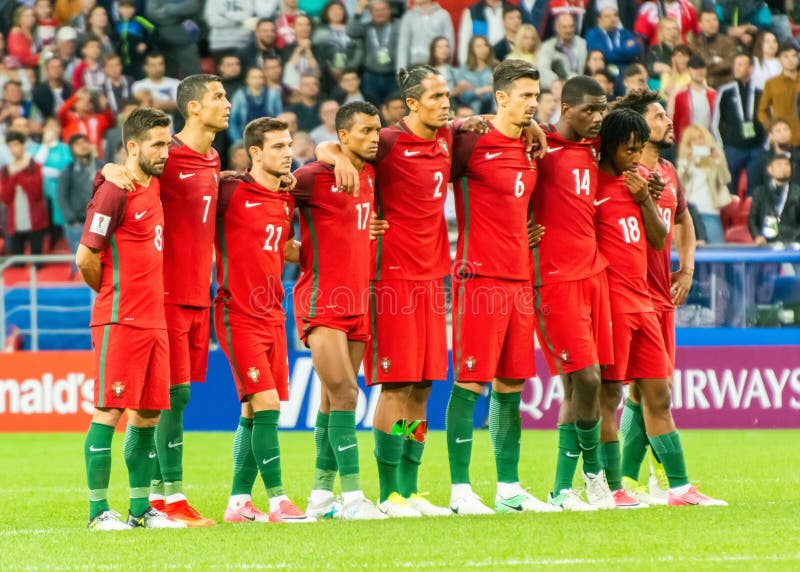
xmin=154 ymin=224 xmax=163 ymax=251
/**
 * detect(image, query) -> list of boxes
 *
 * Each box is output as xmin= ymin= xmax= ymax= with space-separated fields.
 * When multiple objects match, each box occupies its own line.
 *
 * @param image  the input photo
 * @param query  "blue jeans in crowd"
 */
xmin=701 ymin=213 xmax=725 ymax=244
xmin=724 ymin=146 xmax=764 ymax=196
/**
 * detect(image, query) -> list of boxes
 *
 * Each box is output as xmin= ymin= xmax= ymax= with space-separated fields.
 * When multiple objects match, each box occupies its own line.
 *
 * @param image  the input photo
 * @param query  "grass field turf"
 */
xmin=1 ymin=429 xmax=798 ymax=571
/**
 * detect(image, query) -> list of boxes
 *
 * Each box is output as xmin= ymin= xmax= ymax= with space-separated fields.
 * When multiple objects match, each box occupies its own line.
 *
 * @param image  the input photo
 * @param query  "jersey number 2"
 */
xmin=263 ymin=224 xmax=283 ymax=251
xmin=433 ymin=171 xmax=444 ymax=198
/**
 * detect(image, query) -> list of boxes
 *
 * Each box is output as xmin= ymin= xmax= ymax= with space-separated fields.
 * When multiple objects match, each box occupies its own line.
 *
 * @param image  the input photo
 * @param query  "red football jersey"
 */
xmin=160 ymin=137 xmax=220 ymax=308
xmin=451 ymin=125 xmax=537 ymax=280
xmin=214 ymin=173 xmax=293 ymax=325
xmin=372 ymin=121 xmax=453 ymax=281
xmin=293 ymin=161 xmax=375 ymax=317
xmin=638 ymin=159 xmax=687 ymax=312
xmin=595 ymin=170 xmax=653 ymax=314
xmin=81 ymin=177 xmax=166 ymax=329
xmin=531 ymin=127 xmax=607 ymax=286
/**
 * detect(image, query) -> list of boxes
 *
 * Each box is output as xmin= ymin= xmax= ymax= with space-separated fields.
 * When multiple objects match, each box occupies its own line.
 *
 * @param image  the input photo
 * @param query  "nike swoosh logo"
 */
xmin=134 ymin=211 xmax=147 ymax=220
xmin=404 ymin=150 xmax=421 ymax=157
xmin=262 ymin=455 xmax=280 ymax=465
xmin=179 ymin=172 xmax=195 ymax=180
xmin=337 ymin=443 xmax=357 ymax=452
xmin=498 ymin=500 xmax=523 ymax=511
xmin=455 ymin=437 xmax=472 ymax=444
xmin=565 ymin=452 xmax=580 ymax=458
xmin=167 ymin=441 xmax=182 ymax=449
xmin=485 ymin=152 xmax=502 ymax=160
xmin=547 ymin=146 xmax=564 ymax=153
xmin=239 ymin=512 xmax=256 ymax=521
xmin=245 ymin=201 xmax=262 ymax=208
xmin=89 ymin=446 xmax=111 ymax=452
xmin=593 ymin=197 xmax=610 ymax=207
xmin=148 ymin=452 xmax=157 ymax=459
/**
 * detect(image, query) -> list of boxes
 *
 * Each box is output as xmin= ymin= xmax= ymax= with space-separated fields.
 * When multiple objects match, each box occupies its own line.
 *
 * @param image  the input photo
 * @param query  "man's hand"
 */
xmin=670 ymin=267 xmax=693 ymax=306
xmin=624 ymin=170 xmax=650 ymax=203
xmin=528 ymin=222 xmax=545 ymax=247
xmin=647 ymin=170 xmax=665 ymax=202
xmin=369 ymin=211 xmax=389 ymax=240
xmin=523 ymin=122 xmax=547 ymax=158
xmin=100 ymin=163 xmax=136 ymax=191
xmin=754 ymin=235 xmax=768 ymax=246
xmin=279 ymin=173 xmax=297 ymax=192
xmin=460 ymin=115 xmax=490 ymax=134
xmin=333 ymin=157 xmax=360 ymax=196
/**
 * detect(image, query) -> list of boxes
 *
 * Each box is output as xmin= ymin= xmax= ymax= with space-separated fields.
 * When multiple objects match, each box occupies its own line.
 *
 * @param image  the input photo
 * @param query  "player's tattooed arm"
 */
xmin=626 ymin=170 xmax=666 ymax=250
xmin=671 ymin=209 xmax=696 ymax=306
xmin=99 ymin=163 xmax=136 ymax=192
xmin=75 ymin=245 xmax=102 ymax=292
xmin=314 ymin=141 xmax=360 ymax=196
xmin=369 ymin=211 xmax=389 ymax=240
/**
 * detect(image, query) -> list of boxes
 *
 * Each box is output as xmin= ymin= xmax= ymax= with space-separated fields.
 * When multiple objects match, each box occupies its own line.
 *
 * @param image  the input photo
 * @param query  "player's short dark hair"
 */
xmin=243 ymin=117 xmax=289 ymax=159
xmin=122 ymin=107 xmax=172 ymax=145
xmin=176 ymin=74 xmax=222 ymax=119
xmin=5 ymin=130 xmax=26 ymax=145
xmin=599 ymin=108 xmax=650 ymax=161
xmin=493 ymin=59 xmax=539 ymax=94
xmin=612 ymin=89 xmax=661 ymax=115
xmin=335 ymin=101 xmax=380 ymax=131
xmin=397 ymin=64 xmax=443 ymax=101
xmin=561 ymin=76 xmax=605 ymax=107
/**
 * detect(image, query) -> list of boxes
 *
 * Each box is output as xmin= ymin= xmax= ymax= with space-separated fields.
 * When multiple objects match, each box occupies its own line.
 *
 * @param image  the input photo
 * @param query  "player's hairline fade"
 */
xmin=122 ymin=107 xmax=172 ymax=146
xmin=611 ymin=89 xmax=661 ymax=116
xmin=397 ymin=64 xmax=444 ymax=101
xmin=493 ymin=59 xmax=540 ymax=94
xmin=176 ymin=74 xmax=222 ymax=119
xmin=243 ymin=117 xmax=290 ymax=160
xmin=335 ymin=101 xmax=380 ymax=132
xmin=598 ymin=108 xmax=650 ymax=161
xmin=561 ymin=75 xmax=606 ymax=107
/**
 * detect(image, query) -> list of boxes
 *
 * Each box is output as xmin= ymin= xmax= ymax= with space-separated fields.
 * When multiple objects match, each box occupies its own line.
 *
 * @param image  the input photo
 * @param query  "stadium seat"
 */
xmin=724 ymin=225 xmax=754 ymax=244
xmin=720 ymin=195 xmax=740 ymax=232
xmin=737 ymin=170 xmax=748 ymax=199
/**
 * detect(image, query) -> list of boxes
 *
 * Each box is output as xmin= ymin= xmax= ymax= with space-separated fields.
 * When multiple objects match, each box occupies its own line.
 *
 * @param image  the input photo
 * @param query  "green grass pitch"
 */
xmin=1 ymin=429 xmax=799 ymax=571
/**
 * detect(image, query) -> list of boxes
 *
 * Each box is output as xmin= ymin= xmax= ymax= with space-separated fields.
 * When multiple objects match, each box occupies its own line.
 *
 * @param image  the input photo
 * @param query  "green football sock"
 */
xmin=600 ymin=441 xmax=622 ymax=491
xmin=312 ymin=411 xmax=337 ymax=492
xmin=446 ymin=385 xmax=478 ymax=484
xmin=489 ymin=391 xmax=521 ymax=484
xmin=123 ymin=424 xmax=157 ymax=517
xmin=648 ymin=431 xmax=689 ymax=488
xmin=620 ymin=398 xmax=648 ymax=481
xmin=373 ymin=428 xmax=403 ymax=502
xmin=230 ymin=416 xmax=258 ymax=496
xmin=576 ymin=419 xmax=602 ymax=475
xmin=85 ymin=422 xmax=114 ymax=519
xmin=154 ymin=383 xmax=190 ymax=493
xmin=399 ymin=435 xmax=424 ymax=497
xmin=328 ymin=411 xmax=360 ymax=493
xmin=252 ymin=410 xmax=284 ymax=497
xmin=553 ymin=423 xmax=580 ymax=493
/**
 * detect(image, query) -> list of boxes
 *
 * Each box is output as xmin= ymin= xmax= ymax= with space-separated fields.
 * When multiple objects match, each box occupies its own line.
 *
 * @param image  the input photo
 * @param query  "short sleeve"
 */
xmin=374 ymin=127 xmax=401 ymax=165
xmin=450 ymin=130 xmax=481 ymax=182
xmin=291 ymin=164 xmax=318 ymax=208
xmin=80 ymin=183 xmax=127 ymax=251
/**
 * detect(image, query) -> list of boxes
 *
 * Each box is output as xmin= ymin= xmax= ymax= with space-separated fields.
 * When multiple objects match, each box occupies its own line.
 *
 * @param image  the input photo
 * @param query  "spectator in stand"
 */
xmin=380 ymin=93 xmax=405 ymax=125
xmin=543 ymin=0 xmax=589 ymax=39
xmin=690 ymin=9 xmax=736 ymax=89
xmin=515 ymin=0 xmax=547 ymax=33
xmin=310 ymin=99 xmax=339 ymax=144
xmin=634 ymin=0 xmax=698 ymax=47
xmin=492 ymin=5 xmax=522 ymax=62
xmin=749 ymin=153 xmax=800 ymax=245
xmin=593 ymin=68 xmax=616 ymax=100
xmin=752 ymin=119 xmax=800 ymax=189
xmin=677 ymin=123 xmax=731 ymax=244
xmin=621 ymin=61 xmax=648 ymax=94
xmin=0 ymin=130 xmax=48 ymax=256
xmin=757 ymin=43 xmax=800 ymax=147
xmin=33 ymin=56 xmax=72 ymax=118
xmin=583 ymin=49 xmax=605 ymax=75
xmin=752 ymin=31 xmax=781 ymax=90
xmin=537 ymin=13 xmax=587 ymax=89
xmin=217 ymin=54 xmax=245 ymax=99
xmin=347 ymin=0 xmax=399 ymax=106
xmin=455 ymin=35 xmax=497 ymax=114
xmin=712 ymin=53 xmax=765 ymax=195
xmin=507 ymin=22 xmax=541 ymax=66
xmin=671 ymin=54 xmax=717 ymax=143
xmin=397 ymin=0 xmax=454 ymax=70
xmin=282 ymin=14 xmax=321 ymax=91
xmin=57 ymin=132 xmax=101 ymax=269
xmin=228 ymin=66 xmax=283 ymax=146
xmin=69 ymin=0 xmax=95 ymax=36
xmin=53 ymin=26 xmax=80 ymax=79
xmin=131 ymin=52 xmax=180 ymax=113
xmin=102 ymin=98 xmax=138 ymax=163
xmin=228 ymin=143 xmax=250 ymax=173
xmin=585 ymin=5 xmax=641 ymax=77
xmin=288 ymin=73 xmax=322 ymax=131
xmin=713 ymin=0 xmax=771 ymax=51
xmin=458 ymin=0 xmax=509 ymax=66
xmin=0 ymin=116 xmax=40 ymax=167
xmin=535 ymin=88 xmax=558 ymax=123
xmin=332 ymin=68 xmax=366 ymax=103
xmin=71 ymin=36 xmax=105 ymax=92
xmin=102 ymin=53 xmax=134 ymax=114
xmin=7 ymin=6 xmax=40 ymax=68
xmin=263 ymin=55 xmax=292 ymax=108
xmin=429 ymin=36 xmax=458 ymax=91
xmin=114 ymin=0 xmax=154 ymax=79
xmin=312 ymin=1 xmax=351 ymax=89
xmin=81 ymin=5 xmax=114 ymax=55
xmin=550 ymin=77 xmax=564 ymax=120
xmin=240 ymin=18 xmax=280 ymax=71
xmin=204 ymin=0 xmax=270 ymax=59
xmin=276 ymin=0 xmax=303 ymax=50
xmin=659 ymin=44 xmax=692 ymax=101
xmin=292 ymin=130 xmax=317 ymax=165
xmin=145 ymin=0 xmax=202 ymax=78
xmin=0 ymin=80 xmax=37 ymax=132
xmin=54 ymin=0 xmax=83 ymax=25
xmin=34 ymin=0 xmax=60 ymax=51
xmin=645 ymin=16 xmax=681 ymax=91
xmin=278 ymin=110 xmax=299 ymax=135
xmin=58 ymin=87 xmax=115 ymax=158
xmin=33 ymin=117 xmax=71 ymax=247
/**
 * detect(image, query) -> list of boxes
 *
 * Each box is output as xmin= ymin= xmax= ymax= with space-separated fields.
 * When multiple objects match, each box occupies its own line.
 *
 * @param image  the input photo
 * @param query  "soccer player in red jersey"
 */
xmin=529 ymin=76 xmax=614 ymax=511
xmin=78 ymin=108 xmax=184 ymax=530
xmin=595 ymin=108 xmax=726 ymax=507
xmin=445 ymin=60 xmax=558 ymax=515
xmin=292 ymin=102 xmax=387 ymax=521
xmin=102 ymin=74 xmax=229 ymax=526
xmin=215 ymin=117 xmax=314 ymax=523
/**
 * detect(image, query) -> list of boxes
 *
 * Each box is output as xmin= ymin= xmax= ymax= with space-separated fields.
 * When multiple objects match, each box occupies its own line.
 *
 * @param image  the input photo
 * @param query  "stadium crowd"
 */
xmin=0 ymin=0 xmax=799 ymax=262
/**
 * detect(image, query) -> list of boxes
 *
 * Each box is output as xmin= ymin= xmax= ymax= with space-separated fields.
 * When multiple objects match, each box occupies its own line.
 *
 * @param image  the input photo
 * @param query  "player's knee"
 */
xmin=92 ymin=407 xmax=123 ymax=427
xmin=600 ymin=382 xmax=623 ymax=415
xmin=642 ymin=382 xmax=672 ymax=415
xmin=409 ymin=382 xmax=432 ymax=406
xmin=170 ymin=383 xmax=191 ymax=412
xmin=129 ymin=409 xmax=160 ymax=428
xmin=329 ymin=383 xmax=358 ymax=410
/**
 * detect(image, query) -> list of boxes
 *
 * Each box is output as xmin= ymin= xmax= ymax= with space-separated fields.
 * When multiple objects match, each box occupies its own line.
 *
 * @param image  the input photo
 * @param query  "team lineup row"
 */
xmin=76 ymin=60 xmax=725 ymax=531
